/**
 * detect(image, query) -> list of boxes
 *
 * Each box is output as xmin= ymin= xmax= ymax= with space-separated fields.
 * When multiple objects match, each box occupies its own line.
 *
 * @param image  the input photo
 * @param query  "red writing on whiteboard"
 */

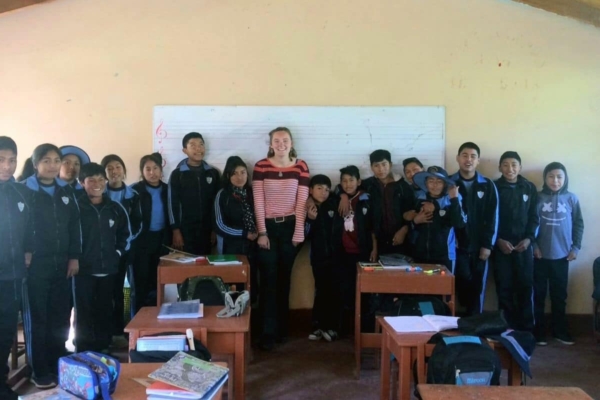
xmin=155 ymin=121 xmax=168 ymax=144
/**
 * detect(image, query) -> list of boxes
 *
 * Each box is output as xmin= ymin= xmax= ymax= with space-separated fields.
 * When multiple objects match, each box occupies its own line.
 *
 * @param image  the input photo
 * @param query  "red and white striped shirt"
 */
xmin=252 ymin=158 xmax=310 ymax=243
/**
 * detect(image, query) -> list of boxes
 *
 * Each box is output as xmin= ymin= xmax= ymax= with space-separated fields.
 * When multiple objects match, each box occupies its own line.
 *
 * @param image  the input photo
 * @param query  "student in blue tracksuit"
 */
xmin=533 ymin=162 xmax=584 ymax=346
xmin=494 ymin=152 xmax=539 ymax=332
xmin=131 ymin=153 xmax=171 ymax=311
xmin=75 ymin=163 xmax=130 ymax=353
xmin=411 ymin=166 xmax=466 ymax=271
xmin=213 ymin=156 xmax=257 ymax=300
xmin=101 ymin=154 xmax=142 ymax=340
xmin=450 ymin=142 xmax=498 ymax=316
xmin=58 ymin=145 xmax=90 ymax=196
xmin=0 ymin=137 xmax=33 ymax=400
xmin=167 ymin=132 xmax=220 ymax=255
xmin=21 ymin=144 xmax=81 ymax=390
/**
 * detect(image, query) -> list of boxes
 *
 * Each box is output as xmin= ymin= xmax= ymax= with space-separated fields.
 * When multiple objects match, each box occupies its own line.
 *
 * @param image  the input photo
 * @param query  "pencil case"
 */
xmin=58 ymin=351 xmax=121 ymax=399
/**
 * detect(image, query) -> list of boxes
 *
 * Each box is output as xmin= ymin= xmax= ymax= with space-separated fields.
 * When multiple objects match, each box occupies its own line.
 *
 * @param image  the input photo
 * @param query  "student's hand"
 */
xmin=447 ymin=185 xmax=459 ymax=199
xmin=258 ymin=235 xmax=270 ymax=250
xmin=567 ymin=251 xmax=577 ymax=261
xmin=421 ymin=201 xmax=435 ymax=214
xmin=514 ymin=238 xmax=531 ymax=253
xmin=497 ymin=239 xmax=514 ymax=255
xmin=392 ymin=226 xmax=408 ymax=246
xmin=292 ymin=240 xmax=303 ymax=247
xmin=307 ymin=204 xmax=318 ymax=220
xmin=338 ymin=193 xmax=350 ymax=216
xmin=369 ymin=249 xmax=378 ymax=263
xmin=414 ymin=208 xmax=433 ymax=224
xmin=247 ymin=232 xmax=258 ymax=241
xmin=479 ymin=247 xmax=491 ymax=261
xmin=24 ymin=253 xmax=32 ymax=268
xmin=403 ymin=210 xmax=417 ymax=222
xmin=66 ymin=259 xmax=79 ymax=278
xmin=306 ymin=196 xmax=315 ymax=210
xmin=172 ymin=229 xmax=184 ymax=250
xmin=533 ymin=247 xmax=542 ymax=259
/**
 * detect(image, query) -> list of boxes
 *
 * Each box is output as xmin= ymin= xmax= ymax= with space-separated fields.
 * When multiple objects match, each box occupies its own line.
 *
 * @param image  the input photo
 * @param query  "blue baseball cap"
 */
xmin=59 ymin=145 xmax=90 ymax=165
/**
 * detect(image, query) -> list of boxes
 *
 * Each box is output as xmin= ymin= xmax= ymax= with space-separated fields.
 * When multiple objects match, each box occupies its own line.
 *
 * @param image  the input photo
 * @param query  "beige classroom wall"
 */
xmin=1 ymin=0 xmax=599 ymax=313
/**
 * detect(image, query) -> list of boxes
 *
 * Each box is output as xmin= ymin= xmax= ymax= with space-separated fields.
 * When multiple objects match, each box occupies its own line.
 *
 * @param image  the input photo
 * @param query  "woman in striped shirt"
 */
xmin=253 ymin=127 xmax=310 ymax=351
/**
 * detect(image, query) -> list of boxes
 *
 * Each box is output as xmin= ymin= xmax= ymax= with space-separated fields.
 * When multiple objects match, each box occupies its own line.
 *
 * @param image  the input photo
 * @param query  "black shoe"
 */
xmin=554 ymin=333 xmax=575 ymax=345
xmin=30 ymin=375 xmax=57 ymax=389
xmin=258 ymin=335 xmax=276 ymax=351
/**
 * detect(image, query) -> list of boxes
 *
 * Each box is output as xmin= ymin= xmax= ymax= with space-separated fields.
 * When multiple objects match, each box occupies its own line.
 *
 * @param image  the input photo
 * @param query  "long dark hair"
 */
xmin=138 ymin=152 xmax=163 ymax=181
xmin=32 ymin=143 xmax=62 ymax=167
xmin=266 ymin=127 xmax=297 ymax=160
xmin=17 ymin=157 xmax=35 ymax=181
xmin=221 ymin=156 xmax=250 ymax=190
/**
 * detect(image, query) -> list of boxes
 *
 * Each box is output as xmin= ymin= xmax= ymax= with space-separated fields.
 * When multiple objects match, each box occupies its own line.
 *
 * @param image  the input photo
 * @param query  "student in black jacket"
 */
xmin=168 ymin=132 xmax=220 ymax=255
xmin=213 ymin=156 xmax=257 ymax=300
xmin=75 ymin=163 xmax=130 ymax=353
xmin=101 ymin=154 xmax=142 ymax=341
xmin=305 ymin=174 xmax=337 ymax=342
xmin=0 ymin=137 xmax=33 ymax=400
xmin=131 ymin=153 xmax=172 ymax=311
xmin=450 ymin=142 xmax=499 ymax=316
xmin=494 ymin=152 xmax=539 ymax=331
xmin=22 ymin=144 xmax=81 ymax=390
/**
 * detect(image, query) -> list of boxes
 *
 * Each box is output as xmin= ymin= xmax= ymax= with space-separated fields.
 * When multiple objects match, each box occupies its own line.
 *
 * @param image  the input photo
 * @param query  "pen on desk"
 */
xmin=424 ymin=268 xmax=442 ymax=274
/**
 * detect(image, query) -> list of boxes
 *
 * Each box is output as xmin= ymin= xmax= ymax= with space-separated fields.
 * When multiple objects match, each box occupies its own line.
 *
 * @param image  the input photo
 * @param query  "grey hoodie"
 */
xmin=534 ymin=162 xmax=584 ymax=260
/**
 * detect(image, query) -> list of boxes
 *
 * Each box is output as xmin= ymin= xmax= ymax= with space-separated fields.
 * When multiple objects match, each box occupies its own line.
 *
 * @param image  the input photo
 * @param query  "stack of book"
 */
xmin=379 ymin=254 xmax=412 ymax=268
xmin=147 ymin=352 xmax=229 ymax=400
xmin=206 ymin=255 xmax=242 ymax=265
xmin=158 ymin=299 xmax=204 ymax=320
xmin=137 ymin=334 xmax=189 ymax=352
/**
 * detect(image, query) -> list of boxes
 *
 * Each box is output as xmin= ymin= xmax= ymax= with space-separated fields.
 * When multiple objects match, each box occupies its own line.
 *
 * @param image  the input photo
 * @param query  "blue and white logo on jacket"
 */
xmin=109 ymin=219 xmax=115 ymax=228
xmin=18 ymin=202 xmax=24 ymax=212
xmin=62 ymin=196 xmax=69 ymax=205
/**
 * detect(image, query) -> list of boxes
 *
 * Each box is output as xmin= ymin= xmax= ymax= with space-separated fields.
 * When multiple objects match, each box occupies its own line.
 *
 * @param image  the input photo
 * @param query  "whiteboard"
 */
xmin=153 ymin=106 xmax=445 ymax=184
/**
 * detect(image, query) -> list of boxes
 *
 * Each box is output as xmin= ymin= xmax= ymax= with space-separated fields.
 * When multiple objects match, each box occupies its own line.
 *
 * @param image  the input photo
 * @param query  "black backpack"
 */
xmin=129 ymin=331 xmax=211 ymax=363
xmin=178 ymin=276 xmax=229 ymax=306
xmin=426 ymin=333 xmax=501 ymax=386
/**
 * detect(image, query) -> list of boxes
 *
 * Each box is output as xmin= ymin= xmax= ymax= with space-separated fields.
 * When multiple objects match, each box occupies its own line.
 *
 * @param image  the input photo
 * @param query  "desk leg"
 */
xmin=157 ymin=280 xmax=164 ymax=306
xmin=234 ymin=332 xmax=245 ymax=400
xmin=380 ymin=331 xmax=391 ymax=400
xmin=398 ymin=347 xmax=411 ymax=400
xmin=507 ymin=356 xmax=522 ymax=386
xmin=354 ymin=274 xmax=361 ymax=379
xmin=127 ymin=332 xmax=139 ymax=362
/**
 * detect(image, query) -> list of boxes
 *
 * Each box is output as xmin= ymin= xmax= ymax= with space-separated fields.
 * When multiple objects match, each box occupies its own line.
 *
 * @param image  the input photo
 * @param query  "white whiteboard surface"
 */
xmin=153 ymin=106 xmax=445 ymax=184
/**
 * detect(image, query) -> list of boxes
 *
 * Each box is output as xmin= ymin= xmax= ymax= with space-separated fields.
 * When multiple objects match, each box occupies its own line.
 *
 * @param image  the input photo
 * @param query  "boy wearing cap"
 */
xmin=412 ymin=166 xmax=466 ymax=270
xmin=59 ymin=145 xmax=90 ymax=196
xmin=168 ymin=132 xmax=220 ymax=255
xmin=494 ymin=151 xmax=539 ymax=332
xmin=450 ymin=142 xmax=498 ymax=315
xmin=0 ymin=137 xmax=33 ymax=399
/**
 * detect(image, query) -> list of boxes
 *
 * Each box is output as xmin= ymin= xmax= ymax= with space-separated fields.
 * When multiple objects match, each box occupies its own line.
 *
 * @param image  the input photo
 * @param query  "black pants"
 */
xmin=311 ymin=260 xmax=335 ymax=331
xmin=333 ymin=252 xmax=361 ymax=335
xmin=74 ymin=275 xmax=115 ymax=352
xmin=533 ymin=257 xmax=569 ymax=338
xmin=23 ymin=274 xmax=71 ymax=378
xmin=0 ymin=280 xmax=21 ymax=383
xmin=133 ymin=230 xmax=167 ymax=312
xmin=221 ymin=237 xmax=257 ymax=302
xmin=112 ymin=253 xmax=130 ymax=335
xmin=181 ymin=223 xmax=212 ymax=256
xmin=454 ymin=249 xmax=489 ymax=315
xmin=258 ymin=218 xmax=298 ymax=339
xmin=494 ymin=246 xmax=534 ymax=331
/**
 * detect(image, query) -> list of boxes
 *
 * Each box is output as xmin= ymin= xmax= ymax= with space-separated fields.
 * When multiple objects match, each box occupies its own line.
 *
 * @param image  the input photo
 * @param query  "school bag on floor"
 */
xmin=58 ymin=351 xmax=121 ymax=399
xmin=178 ymin=275 xmax=229 ymax=306
xmin=426 ymin=333 xmax=501 ymax=386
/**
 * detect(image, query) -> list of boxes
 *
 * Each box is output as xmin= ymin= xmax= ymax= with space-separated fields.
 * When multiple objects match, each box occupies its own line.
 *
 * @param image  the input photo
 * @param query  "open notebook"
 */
xmin=383 ymin=315 xmax=459 ymax=333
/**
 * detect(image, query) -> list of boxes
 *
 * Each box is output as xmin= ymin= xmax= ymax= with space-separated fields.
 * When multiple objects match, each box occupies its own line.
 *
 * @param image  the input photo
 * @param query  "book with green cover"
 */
xmin=148 ymin=352 xmax=229 ymax=399
xmin=206 ymin=254 xmax=241 ymax=265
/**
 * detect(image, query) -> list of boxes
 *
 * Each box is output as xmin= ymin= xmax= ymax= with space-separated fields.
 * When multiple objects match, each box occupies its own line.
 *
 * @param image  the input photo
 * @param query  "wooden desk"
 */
xmin=157 ymin=255 xmax=250 ymax=305
xmin=379 ymin=319 xmax=522 ymax=400
xmin=125 ymin=306 xmax=249 ymax=400
xmin=355 ymin=263 xmax=455 ymax=378
xmin=115 ymin=363 xmax=225 ymax=400
xmin=417 ymin=384 xmax=593 ymax=400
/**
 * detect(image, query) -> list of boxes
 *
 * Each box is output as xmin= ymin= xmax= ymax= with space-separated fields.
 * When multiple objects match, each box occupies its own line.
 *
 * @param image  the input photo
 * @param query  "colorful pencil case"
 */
xmin=58 ymin=351 xmax=121 ymax=399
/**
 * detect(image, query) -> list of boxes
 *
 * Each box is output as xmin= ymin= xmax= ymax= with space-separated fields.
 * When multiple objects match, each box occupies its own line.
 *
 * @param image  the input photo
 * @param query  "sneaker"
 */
xmin=536 ymin=338 xmax=548 ymax=346
xmin=30 ymin=375 xmax=57 ymax=389
xmin=322 ymin=330 xmax=339 ymax=342
xmin=554 ymin=333 xmax=575 ymax=345
xmin=308 ymin=329 xmax=323 ymax=341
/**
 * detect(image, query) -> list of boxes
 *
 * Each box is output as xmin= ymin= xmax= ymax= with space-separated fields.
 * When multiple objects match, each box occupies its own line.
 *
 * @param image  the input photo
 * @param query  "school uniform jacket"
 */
xmin=304 ymin=196 xmax=339 ymax=265
xmin=0 ymin=179 xmax=34 ymax=281
xmin=494 ymin=175 xmax=539 ymax=244
xmin=412 ymin=193 xmax=466 ymax=261
xmin=449 ymin=171 xmax=498 ymax=252
xmin=361 ymin=177 xmax=415 ymax=239
xmin=77 ymin=194 xmax=131 ymax=276
xmin=23 ymin=176 xmax=81 ymax=278
xmin=106 ymin=185 xmax=142 ymax=243
xmin=332 ymin=192 xmax=374 ymax=261
xmin=167 ymin=159 xmax=220 ymax=230
xmin=213 ymin=186 xmax=255 ymax=255
xmin=130 ymin=181 xmax=172 ymax=242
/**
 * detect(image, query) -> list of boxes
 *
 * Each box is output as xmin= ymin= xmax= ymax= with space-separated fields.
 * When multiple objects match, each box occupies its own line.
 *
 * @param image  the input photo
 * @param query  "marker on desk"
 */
xmin=424 ymin=269 xmax=442 ymax=274
xmin=363 ymin=267 xmax=375 ymax=272
xmin=404 ymin=266 xmax=422 ymax=272
xmin=186 ymin=328 xmax=195 ymax=351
